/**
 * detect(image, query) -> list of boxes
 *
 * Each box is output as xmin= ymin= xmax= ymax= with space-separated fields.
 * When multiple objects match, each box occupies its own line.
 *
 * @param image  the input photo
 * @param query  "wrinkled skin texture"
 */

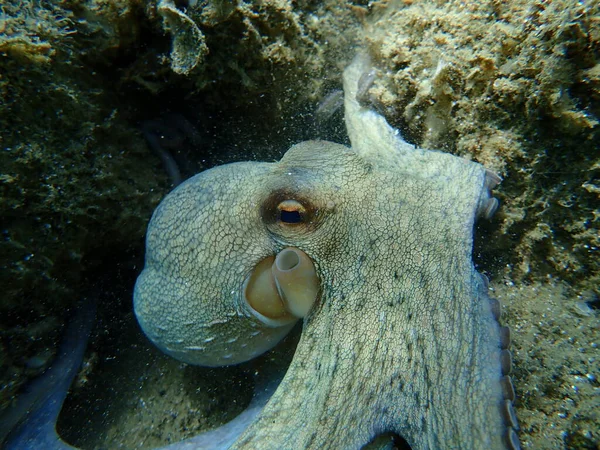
xmin=134 ymin=56 xmax=515 ymax=449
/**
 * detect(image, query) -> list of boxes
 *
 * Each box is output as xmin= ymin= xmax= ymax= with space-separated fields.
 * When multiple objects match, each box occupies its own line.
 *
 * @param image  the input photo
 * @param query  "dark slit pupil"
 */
xmin=280 ymin=209 xmax=302 ymax=223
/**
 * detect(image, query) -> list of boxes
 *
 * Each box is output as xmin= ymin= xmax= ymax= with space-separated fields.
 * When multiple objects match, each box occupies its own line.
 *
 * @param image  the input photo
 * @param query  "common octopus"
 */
xmin=133 ymin=54 xmax=519 ymax=449
xmin=1 ymin=54 xmax=519 ymax=450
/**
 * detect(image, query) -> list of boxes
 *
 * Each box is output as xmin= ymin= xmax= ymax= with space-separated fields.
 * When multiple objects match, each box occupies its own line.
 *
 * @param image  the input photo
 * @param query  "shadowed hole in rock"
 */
xmin=56 ymin=300 xmax=300 ymax=449
xmin=54 ymin=246 xmax=300 ymax=449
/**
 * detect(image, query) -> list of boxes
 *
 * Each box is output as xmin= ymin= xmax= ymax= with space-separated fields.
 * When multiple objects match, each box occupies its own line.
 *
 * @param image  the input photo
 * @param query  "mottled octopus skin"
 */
xmin=134 ymin=55 xmax=516 ymax=449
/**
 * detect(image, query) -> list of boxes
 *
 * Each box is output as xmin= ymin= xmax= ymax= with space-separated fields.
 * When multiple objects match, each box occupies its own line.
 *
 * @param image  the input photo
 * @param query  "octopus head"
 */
xmin=133 ymin=141 xmax=355 ymax=367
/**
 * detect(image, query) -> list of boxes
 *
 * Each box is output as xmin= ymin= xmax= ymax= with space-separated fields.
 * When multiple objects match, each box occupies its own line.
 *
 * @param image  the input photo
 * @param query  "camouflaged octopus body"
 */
xmin=134 ymin=55 xmax=519 ymax=449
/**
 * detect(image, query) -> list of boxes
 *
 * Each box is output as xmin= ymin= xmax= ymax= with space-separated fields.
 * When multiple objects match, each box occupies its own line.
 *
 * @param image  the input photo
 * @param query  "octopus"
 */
xmin=0 ymin=54 xmax=518 ymax=450
xmin=132 ymin=54 xmax=520 ymax=450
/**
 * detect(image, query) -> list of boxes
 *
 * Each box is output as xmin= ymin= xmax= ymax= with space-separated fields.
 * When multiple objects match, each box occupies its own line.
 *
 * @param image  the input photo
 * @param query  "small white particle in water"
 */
xmin=204 ymin=336 xmax=215 ymax=343
xmin=586 ymin=373 xmax=596 ymax=383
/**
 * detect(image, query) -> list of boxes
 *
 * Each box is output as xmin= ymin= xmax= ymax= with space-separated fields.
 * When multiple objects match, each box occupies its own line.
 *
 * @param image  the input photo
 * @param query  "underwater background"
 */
xmin=0 ymin=0 xmax=598 ymax=448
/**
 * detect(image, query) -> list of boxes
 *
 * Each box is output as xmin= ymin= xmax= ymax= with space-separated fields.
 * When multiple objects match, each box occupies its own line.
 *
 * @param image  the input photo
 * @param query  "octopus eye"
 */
xmin=277 ymin=199 xmax=306 ymax=224
xmin=261 ymin=191 xmax=325 ymax=234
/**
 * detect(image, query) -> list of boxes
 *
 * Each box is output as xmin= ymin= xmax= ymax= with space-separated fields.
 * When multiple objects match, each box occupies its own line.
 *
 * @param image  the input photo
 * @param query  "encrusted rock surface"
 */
xmin=362 ymin=0 xmax=599 ymax=292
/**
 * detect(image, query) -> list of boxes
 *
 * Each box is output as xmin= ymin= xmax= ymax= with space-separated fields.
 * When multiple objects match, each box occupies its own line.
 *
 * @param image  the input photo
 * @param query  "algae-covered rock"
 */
xmin=496 ymin=282 xmax=599 ymax=449
xmin=156 ymin=0 xmax=209 ymax=74
xmin=152 ymin=0 xmax=362 ymax=106
xmin=0 ymin=0 xmax=167 ymax=408
xmin=361 ymin=0 xmax=599 ymax=295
